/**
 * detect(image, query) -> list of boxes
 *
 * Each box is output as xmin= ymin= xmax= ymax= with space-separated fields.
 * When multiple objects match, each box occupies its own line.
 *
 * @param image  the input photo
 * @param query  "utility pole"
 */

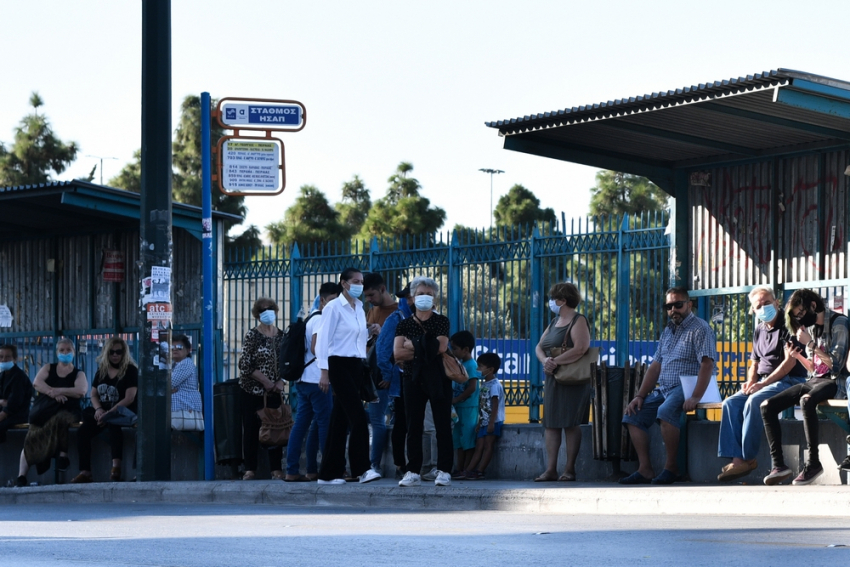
xmin=479 ymin=168 xmax=504 ymax=228
xmin=138 ymin=0 xmax=172 ymax=481
xmin=85 ymin=155 xmax=118 ymax=185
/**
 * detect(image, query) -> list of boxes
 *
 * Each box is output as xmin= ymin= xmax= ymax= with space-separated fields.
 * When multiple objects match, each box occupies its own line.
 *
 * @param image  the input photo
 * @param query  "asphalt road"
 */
xmin=2 ymin=503 xmax=849 ymax=566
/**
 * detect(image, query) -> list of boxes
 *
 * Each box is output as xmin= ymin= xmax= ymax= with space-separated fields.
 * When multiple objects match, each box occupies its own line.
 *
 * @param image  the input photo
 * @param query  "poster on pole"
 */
xmin=218 ymin=137 xmax=285 ymax=196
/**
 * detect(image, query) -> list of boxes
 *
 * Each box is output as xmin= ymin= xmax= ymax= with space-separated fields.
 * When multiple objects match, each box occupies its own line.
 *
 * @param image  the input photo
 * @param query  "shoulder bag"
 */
xmin=549 ymin=315 xmax=599 ymax=385
xmin=257 ymin=393 xmax=293 ymax=447
xmin=172 ymin=409 xmax=205 ymax=431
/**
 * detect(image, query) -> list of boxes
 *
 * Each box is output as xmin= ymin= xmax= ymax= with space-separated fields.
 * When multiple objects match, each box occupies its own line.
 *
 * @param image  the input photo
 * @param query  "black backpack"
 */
xmin=278 ymin=311 xmax=319 ymax=383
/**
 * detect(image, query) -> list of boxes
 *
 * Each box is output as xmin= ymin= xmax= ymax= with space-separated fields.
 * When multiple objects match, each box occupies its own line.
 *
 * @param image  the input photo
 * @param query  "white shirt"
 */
xmin=315 ymin=294 xmax=369 ymax=370
xmin=301 ymin=311 xmax=322 ymax=384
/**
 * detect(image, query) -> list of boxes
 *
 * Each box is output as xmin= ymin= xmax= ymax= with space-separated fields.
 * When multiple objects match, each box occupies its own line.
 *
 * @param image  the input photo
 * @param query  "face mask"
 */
xmin=548 ymin=299 xmax=561 ymax=315
xmin=799 ymin=310 xmax=817 ymax=327
xmin=57 ymin=353 xmax=74 ymax=364
xmin=414 ymin=295 xmax=434 ymax=311
xmin=259 ymin=309 xmax=276 ymax=325
xmin=347 ymin=284 xmax=363 ymax=298
xmin=0 ymin=361 xmax=14 ymax=372
xmin=755 ymin=303 xmax=776 ymax=323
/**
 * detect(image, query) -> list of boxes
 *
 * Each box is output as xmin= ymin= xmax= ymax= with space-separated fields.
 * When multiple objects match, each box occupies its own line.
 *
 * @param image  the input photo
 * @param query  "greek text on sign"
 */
xmin=221 ymin=138 xmax=284 ymax=194
xmin=220 ymin=102 xmax=305 ymax=130
xmin=146 ymin=303 xmax=173 ymax=321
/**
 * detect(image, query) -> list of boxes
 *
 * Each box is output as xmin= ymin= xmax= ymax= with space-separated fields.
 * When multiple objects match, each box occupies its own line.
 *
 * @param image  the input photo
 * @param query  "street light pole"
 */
xmin=479 ymin=168 xmax=504 ymax=229
xmin=85 ymin=155 xmax=118 ymax=185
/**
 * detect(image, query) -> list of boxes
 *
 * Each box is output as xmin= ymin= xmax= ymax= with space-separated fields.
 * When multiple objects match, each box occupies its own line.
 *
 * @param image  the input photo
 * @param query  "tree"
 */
xmin=109 ymin=150 xmax=142 ymax=193
xmin=494 ymin=184 xmax=556 ymax=234
xmin=0 ymin=92 xmax=78 ymax=186
xmin=589 ymin=171 xmax=668 ymax=217
xmin=266 ymin=185 xmax=350 ymax=248
xmin=359 ymin=162 xmax=445 ymax=240
xmin=335 ymin=175 xmax=371 ymax=235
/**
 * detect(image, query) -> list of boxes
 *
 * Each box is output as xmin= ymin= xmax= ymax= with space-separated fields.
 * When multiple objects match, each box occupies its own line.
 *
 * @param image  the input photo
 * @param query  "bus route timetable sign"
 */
xmin=218 ymin=137 xmax=286 ymax=196
xmin=216 ymin=98 xmax=307 ymax=132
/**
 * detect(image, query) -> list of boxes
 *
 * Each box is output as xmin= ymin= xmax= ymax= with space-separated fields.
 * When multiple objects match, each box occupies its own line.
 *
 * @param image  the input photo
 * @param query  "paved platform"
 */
xmin=2 ymin=478 xmax=848 ymax=517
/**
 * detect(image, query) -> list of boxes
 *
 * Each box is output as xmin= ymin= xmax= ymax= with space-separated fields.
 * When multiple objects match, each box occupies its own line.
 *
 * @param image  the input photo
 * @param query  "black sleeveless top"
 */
xmin=44 ymin=363 xmax=83 ymax=418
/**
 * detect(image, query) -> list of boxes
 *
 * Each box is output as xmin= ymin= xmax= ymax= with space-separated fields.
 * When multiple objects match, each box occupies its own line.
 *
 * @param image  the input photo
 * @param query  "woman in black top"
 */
xmin=71 ymin=337 xmax=138 ymax=483
xmin=393 ymin=276 xmax=453 ymax=487
xmin=15 ymin=338 xmax=88 ymax=487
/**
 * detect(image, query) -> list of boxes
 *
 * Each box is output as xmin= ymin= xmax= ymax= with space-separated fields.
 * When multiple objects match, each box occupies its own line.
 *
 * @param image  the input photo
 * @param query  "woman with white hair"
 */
xmin=393 ymin=276 xmax=454 ymax=487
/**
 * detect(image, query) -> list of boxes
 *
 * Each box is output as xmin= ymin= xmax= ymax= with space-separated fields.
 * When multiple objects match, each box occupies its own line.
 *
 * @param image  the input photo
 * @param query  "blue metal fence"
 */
xmin=222 ymin=212 xmax=672 ymax=422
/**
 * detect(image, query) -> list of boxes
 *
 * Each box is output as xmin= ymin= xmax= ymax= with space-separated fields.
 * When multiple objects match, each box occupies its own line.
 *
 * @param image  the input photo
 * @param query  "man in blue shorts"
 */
xmin=620 ymin=287 xmax=718 ymax=485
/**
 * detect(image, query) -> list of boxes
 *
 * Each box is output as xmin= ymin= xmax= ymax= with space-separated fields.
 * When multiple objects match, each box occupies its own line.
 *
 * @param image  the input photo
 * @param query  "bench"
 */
xmin=817 ymin=399 xmax=850 ymax=436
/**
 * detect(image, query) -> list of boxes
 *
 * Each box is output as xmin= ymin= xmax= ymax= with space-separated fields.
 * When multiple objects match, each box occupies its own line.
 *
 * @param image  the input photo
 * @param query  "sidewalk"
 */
xmin=2 ymin=478 xmax=847 ymax=517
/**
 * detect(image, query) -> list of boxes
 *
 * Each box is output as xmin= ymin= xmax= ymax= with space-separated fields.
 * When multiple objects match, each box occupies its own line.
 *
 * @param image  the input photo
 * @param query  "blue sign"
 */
xmin=221 ymin=102 xmax=304 ymax=129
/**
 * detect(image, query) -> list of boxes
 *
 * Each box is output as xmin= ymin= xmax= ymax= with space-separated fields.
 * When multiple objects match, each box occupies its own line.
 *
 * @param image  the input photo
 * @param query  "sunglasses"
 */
xmin=663 ymin=301 xmax=686 ymax=311
xmin=108 ymin=349 xmax=124 ymax=356
xmin=172 ymin=345 xmax=185 ymax=350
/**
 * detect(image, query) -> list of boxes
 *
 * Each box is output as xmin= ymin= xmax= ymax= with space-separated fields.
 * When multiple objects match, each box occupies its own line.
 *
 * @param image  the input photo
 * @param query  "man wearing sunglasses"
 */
xmin=716 ymin=286 xmax=807 ymax=482
xmin=620 ymin=287 xmax=717 ymax=485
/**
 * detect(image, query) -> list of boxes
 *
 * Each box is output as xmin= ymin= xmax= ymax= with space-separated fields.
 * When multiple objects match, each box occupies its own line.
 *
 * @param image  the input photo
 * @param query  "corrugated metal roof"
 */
xmin=486 ymin=69 xmax=850 ymax=172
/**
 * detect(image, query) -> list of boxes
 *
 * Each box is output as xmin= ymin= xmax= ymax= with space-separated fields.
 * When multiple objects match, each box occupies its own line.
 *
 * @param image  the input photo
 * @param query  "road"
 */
xmin=2 ymin=503 xmax=849 ymax=566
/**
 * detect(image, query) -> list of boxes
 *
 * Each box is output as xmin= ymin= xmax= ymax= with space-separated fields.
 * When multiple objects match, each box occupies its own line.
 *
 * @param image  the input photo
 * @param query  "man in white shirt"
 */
xmin=316 ymin=268 xmax=381 ymax=485
xmin=284 ymin=282 xmax=340 ymax=482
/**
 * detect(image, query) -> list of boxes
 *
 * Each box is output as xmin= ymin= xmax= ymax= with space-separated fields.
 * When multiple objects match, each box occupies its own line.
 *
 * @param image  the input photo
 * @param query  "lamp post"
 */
xmin=479 ymin=168 xmax=504 ymax=228
xmin=85 ymin=155 xmax=118 ymax=185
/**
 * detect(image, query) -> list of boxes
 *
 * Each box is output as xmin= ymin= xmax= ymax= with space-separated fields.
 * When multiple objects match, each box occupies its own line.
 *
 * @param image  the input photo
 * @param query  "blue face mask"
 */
xmin=548 ymin=299 xmax=561 ymax=315
xmin=57 ymin=353 xmax=74 ymax=364
xmin=259 ymin=309 xmax=276 ymax=325
xmin=0 ymin=361 xmax=14 ymax=372
xmin=756 ymin=303 xmax=776 ymax=323
xmin=348 ymin=284 xmax=363 ymax=298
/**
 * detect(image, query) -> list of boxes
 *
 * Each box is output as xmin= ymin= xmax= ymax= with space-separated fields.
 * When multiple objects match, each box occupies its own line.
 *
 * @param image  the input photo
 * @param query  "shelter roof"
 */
xmin=486 ymin=69 xmax=850 ymax=181
xmin=0 ymin=180 xmax=242 ymax=240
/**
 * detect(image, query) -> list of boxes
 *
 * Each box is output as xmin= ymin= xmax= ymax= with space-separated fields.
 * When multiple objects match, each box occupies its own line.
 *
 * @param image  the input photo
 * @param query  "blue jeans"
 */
xmin=285 ymin=381 xmax=332 ymax=476
xmin=369 ymin=388 xmax=391 ymax=469
xmin=622 ymin=386 xmax=685 ymax=431
xmin=717 ymin=375 xmax=805 ymax=460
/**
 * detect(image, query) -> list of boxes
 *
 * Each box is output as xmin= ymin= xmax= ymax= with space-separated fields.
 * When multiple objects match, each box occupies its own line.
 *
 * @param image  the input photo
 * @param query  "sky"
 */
xmin=1 ymin=0 xmax=849 ymax=241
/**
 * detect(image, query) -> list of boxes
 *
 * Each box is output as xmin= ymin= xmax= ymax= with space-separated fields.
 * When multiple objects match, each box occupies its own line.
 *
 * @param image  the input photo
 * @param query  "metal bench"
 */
xmin=817 ymin=399 xmax=850 ymax=436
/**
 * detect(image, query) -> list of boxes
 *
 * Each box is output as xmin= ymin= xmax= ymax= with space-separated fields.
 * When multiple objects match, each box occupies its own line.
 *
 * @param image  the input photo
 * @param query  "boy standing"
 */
xmin=465 ymin=352 xmax=504 ymax=480
xmin=449 ymin=331 xmax=480 ymax=479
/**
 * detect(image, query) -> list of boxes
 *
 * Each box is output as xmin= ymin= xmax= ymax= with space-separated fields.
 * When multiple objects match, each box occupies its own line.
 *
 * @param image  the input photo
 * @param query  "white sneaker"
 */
xmin=317 ymin=478 xmax=346 ymax=485
xmin=398 ymin=471 xmax=421 ymax=487
xmin=421 ymin=467 xmax=439 ymax=481
xmin=434 ymin=470 xmax=451 ymax=486
xmin=359 ymin=469 xmax=381 ymax=484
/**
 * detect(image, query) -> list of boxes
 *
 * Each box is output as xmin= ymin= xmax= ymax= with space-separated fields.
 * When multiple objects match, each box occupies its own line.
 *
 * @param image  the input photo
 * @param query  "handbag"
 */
xmin=549 ymin=314 xmax=599 ymax=385
xmin=257 ymin=393 xmax=293 ymax=447
xmin=441 ymin=352 xmax=469 ymax=384
xmin=172 ymin=409 xmax=205 ymax=431
xmin=101 ymin=406 xmax=139 ymax=427
xmin=28 ymin=394 xmax=64 ymax=427
xmin=359 ymin=360 xmax=379 ymax=403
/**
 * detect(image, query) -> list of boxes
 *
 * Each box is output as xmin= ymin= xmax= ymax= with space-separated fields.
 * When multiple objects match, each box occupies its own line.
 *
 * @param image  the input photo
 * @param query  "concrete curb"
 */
xmin=2 ymin=480 xmax=848 ymax=516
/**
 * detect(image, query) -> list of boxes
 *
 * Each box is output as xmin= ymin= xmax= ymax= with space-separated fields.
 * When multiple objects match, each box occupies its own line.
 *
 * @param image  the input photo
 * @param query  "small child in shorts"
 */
xmin=465 ymin=352 xmax=504 ymax=480
xmin=449 ymin=331 xmax=480 ymax=479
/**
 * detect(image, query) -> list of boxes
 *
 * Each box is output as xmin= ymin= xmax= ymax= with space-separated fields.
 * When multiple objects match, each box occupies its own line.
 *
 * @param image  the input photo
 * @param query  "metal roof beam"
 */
xmin=605 ymin=120 xmax=759 ymax=156
xmin=503 ymin=135 xmax=676 ymax=192
xmin=61 ymin=192 xmax=201 ymax=236
xmin=697 ymin=102 xmax=850 ymax=141
xmin=789 ymin=79 xmax=850 ymax=102
xmin=670 ymin=139 xmax=850 ymax=169
xmin=774 ymin=88 xmax=850 ymax=120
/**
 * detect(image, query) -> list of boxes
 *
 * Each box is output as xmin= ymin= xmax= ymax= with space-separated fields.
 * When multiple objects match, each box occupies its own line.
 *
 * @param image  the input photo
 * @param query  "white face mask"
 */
xmin=548 ymin=299 xmax=561 ymax=315
xmin=348 ymin=284 xmax=363 ymax=298
xmin=414 ymin=295 xmax=434 ymax=311
xmin=259 ymin=309 xmax=276 ymax=325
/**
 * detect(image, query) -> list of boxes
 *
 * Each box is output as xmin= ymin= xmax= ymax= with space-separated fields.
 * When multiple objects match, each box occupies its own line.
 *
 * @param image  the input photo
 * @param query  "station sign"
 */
xmin=216 ymin=98 xmax=306 ymax=133
xmin=217 ymin=136 xmax=285 ymax=196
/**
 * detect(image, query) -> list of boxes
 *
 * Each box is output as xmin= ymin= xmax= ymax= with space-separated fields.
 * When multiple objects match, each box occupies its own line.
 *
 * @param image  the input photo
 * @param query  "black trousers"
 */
xmin=761 ymin=377 xmax=838 ymax=468
xmin=318 ymin=356 xmax=371 ymax=481
xmin=404 ymin=375 xmax=453 ymax=474
xmin=241 ymin=389 xmax=283 ymax=472
xmin=391 ymin=379 xmax=408 ymax=471
xmin=77 ymin=410 xmax=125 ymax=471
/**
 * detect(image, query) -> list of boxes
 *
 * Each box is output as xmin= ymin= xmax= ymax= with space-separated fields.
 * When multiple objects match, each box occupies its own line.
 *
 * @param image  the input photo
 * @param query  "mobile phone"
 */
xmin=786 ymin=337 xmax=805 ymax=350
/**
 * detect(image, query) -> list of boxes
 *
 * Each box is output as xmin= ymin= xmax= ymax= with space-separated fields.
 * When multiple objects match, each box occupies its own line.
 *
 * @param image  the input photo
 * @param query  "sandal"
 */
xmin=558 ymin=472 xmax=576 ymax=482
xmin=271 ymin=471 xmax=285 ymax=481
xmin=110 ymin=467 xmax=122 ymax=482
xmin=284 ymin=474 xmax=310 ymax=482
xmin=242 ymin=471 xmax=256 ymax=481
xmin=71 ymin=472 xmax=93 ymax=484
xmin=305 ymin=473 xmax=318 ymax=481
xmin=534 ymin=473 xmax=558 ymax=482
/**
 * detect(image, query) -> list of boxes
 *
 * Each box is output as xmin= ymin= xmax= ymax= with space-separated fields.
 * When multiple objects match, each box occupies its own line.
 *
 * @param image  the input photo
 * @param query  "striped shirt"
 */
xmin=654 ymin=312 xmax=717 ymax=395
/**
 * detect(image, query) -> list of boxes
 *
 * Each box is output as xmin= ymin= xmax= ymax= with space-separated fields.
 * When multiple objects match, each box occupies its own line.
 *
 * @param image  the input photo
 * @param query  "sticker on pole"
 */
xmin=218 ymin=137 xmax=286 ymax=196
xmin=217 ymin=98 xmax=306 ymax=132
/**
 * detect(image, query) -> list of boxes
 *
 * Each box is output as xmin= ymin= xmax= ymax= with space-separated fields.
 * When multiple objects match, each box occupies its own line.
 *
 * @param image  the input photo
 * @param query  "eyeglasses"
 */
xmin=663 ymin=301 xmax=686 ymax=311
xmin=172 ymin=345 xmax=185 ymax=350
xmin=108 ymin=349 xmax=124 ymax=356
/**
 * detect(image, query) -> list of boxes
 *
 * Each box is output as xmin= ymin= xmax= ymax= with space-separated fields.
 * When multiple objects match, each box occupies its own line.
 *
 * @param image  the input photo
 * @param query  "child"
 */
xmin=449 ymin=331 xmax=480 ymax=479
xmin=465 ymin=352 xmax=504 ymax=480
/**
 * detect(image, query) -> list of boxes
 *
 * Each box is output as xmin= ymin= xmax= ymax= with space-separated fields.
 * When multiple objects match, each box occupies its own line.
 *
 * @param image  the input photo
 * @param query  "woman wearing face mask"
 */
xmin=533 ymin=282 xmax=592 ymax=482
xmin=72 ymin=337 xmax=138 ymax=483
xmin=13 ymin=338 xmax=88 ymax=487
xmin=315 ymin=268 xmax=380 ymax=484
xmin=393 ymin=276 xmax=453 ymax=487
xmin=238 ymin=297 xmax=286 ymax=481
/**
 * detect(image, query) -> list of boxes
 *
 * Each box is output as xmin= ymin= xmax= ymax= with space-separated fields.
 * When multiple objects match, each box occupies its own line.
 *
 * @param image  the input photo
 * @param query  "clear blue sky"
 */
xmin=1 ymin=0 xmax=847 ymax=239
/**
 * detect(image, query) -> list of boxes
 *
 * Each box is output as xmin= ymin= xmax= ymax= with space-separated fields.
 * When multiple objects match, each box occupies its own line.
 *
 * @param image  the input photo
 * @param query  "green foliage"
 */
xmin=359 ymin=162 xmax=445 ymax=240
xmin=589 ymin=171 xmax=668 ymax=217
xmin=494 ymin=184 xmax=556 ymax=234
xmin=109 ymin=150 xmax=142 ymax=193
xmin=335 ymin=175 xmax=371 ymax=234
xmin=266 ymin=185 xmax=351 ymax=247
xmin=0 ymin=92 xmax=78 ymax=186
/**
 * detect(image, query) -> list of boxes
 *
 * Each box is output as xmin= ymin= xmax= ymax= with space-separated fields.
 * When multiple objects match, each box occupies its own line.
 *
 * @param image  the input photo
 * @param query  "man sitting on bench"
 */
xmin=0 ymin=344 xmax=33 ymax=443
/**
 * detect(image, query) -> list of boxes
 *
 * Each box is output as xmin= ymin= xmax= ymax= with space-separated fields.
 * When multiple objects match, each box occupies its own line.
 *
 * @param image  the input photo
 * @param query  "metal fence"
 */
xmin=222 ymin=212 xmax=672 ymax=421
